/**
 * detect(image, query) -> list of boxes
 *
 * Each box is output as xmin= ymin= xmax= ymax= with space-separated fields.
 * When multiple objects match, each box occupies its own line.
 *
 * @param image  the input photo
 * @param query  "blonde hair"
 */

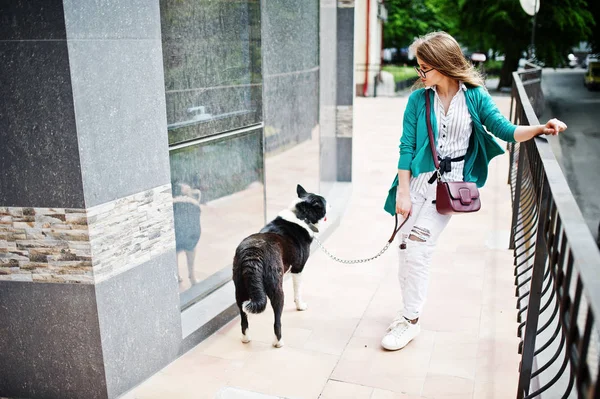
xmin=410 ymin=31 xmax=485 ymax=89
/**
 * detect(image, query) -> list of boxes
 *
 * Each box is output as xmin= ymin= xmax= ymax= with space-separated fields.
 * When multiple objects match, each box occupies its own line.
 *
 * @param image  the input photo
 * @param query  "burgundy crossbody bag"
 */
xmin=424 ymin=90 xmax=481 ymax=215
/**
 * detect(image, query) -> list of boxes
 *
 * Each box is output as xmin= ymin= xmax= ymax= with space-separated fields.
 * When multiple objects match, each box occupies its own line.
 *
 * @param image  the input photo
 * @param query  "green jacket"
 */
xmin=384 ymin=86 xmax=517 ymax=216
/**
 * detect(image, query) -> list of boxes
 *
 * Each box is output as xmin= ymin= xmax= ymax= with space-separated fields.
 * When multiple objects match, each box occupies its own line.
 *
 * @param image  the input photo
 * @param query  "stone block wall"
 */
xmin=0 ymin=184 xmax=175 ymax=284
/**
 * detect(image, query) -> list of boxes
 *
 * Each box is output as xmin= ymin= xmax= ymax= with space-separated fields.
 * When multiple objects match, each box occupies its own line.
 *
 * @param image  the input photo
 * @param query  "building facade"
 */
xmin=355 ymin=0 xmax=387 ymax=96
xmin=0 ymin=1 xmax=354 ymax=398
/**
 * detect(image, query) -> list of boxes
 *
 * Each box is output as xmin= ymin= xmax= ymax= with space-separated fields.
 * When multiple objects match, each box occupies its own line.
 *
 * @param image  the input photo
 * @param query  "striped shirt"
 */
xmin=409 ymin=82 xmax=473 ymax=196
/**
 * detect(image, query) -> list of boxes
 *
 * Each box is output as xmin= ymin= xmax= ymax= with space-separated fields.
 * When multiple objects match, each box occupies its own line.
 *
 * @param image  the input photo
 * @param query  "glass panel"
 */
xmin=160 ymin=0 xmax=262 ymax=145
xmin=264 ymin=71 xmax=318 ymax=154
xmin=169 ymin=129 xmax=264 ymax=304
xmin=262 ymin=0 xmax=318 ymax=154
xmin=262 ymin=0 xmax=320 ymax=221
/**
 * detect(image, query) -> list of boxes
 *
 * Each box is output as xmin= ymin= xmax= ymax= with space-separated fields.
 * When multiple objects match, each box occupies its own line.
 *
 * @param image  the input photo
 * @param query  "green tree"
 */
xmin=586 ymin=0 xmax=600 ymax=53
xmin=456 ymin=0 xmax=594 ymax=88
xmin=383 ymin=0 xmax=455 ymax=54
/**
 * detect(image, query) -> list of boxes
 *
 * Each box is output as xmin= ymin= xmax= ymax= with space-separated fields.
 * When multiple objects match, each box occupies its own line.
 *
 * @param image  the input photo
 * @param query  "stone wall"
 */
xmin=89 ymin=184 xmax=175 ymax=283
xmin=0 ymin=184 xmax=175 ymax=284
xmin=0 ymin=207 xmax=92 ymax=283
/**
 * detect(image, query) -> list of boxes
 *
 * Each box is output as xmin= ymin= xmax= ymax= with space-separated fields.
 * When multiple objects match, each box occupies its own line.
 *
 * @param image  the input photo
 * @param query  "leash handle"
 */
xmin=388 ymin=213 xmax=410 ymax=243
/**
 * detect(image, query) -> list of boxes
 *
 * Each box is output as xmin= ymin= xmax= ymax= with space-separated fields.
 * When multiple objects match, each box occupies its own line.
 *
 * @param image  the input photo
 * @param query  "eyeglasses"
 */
xmin=414 ymin=66 xmax=435 ymax=79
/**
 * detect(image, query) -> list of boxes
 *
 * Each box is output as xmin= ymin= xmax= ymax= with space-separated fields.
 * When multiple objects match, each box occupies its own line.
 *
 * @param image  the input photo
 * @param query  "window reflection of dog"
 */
xmin=172 ymin=183 xmax=202 ymax=285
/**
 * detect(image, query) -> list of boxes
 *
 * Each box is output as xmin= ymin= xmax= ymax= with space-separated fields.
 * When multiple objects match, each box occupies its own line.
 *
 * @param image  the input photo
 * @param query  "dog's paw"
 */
xmin=242 ymin=300 xmax=253 ymax=314
xmin=272 ymin=338 xmax=285 ymax=348
xmin=241 ymin=332 xmax=251 ymax=344
xmin=295 ymin=301 xmax=308 ymax=311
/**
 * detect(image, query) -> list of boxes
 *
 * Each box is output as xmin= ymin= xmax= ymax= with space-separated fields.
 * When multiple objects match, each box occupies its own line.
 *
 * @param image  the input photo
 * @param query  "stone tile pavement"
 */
xmin=122 ymin=93 xmax=520 ymax=399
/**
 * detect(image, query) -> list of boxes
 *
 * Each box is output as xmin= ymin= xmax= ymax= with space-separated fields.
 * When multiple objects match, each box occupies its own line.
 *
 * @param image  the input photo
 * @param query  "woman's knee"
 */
xmin=409 ymin=225 xmax=431 ymax=243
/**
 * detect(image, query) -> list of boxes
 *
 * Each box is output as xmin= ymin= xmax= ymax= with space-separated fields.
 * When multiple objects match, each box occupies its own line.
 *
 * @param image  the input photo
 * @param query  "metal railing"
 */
xmin=509 ymin=64 xmax=600 ymax=398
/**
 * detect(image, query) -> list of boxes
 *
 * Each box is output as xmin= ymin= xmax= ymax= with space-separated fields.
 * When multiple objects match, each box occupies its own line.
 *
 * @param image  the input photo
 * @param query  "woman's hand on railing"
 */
xmin=541 ymin=118 xmax=568 ymax=136
xmin=514 ymin=118 xmax=568 ymax=142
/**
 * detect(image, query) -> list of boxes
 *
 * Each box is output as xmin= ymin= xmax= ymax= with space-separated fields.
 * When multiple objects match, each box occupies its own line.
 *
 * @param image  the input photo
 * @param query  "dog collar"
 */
xmin=303 ymin=219 xmax=319 ymax=233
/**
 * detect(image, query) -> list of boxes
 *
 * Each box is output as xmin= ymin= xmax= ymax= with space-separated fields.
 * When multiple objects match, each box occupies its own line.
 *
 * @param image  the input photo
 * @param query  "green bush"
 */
xmin=482 ymin=59 xmax=503 ymax=77
xmin=382 ymin=65 xmax=418 ymax=84
xmin=486 ymin=60 xmax=504 ymax=70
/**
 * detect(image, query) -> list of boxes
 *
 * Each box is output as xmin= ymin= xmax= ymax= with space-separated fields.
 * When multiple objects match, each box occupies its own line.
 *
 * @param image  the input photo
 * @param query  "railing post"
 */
xmin=516 ymin=175 xmax=551 ymax=398
xmin=509 ymin=140 xmax=525 ymax=250
xmin=508 ymin=79 xmax=516 ymax=185
xmin=508 ymin=142 xmax=514 ymax=186
xmin=510 ymin=79 xmax=515 ymax=123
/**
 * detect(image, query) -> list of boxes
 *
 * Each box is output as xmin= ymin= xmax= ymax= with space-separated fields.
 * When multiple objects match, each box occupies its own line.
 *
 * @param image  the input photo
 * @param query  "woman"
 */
xmin=381 ymin=31 xmax=567 ymax=351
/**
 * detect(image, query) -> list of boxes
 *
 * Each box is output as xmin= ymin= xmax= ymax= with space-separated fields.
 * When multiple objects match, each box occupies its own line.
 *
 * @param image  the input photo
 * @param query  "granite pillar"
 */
xmin=0 ymin=1 xmax=181 ymax=398
xmin=336 ymin=0 xmax=354 ymax=182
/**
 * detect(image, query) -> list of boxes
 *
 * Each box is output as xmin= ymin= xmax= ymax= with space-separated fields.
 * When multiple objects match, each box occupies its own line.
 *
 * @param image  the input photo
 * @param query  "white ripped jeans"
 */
xmin=397 ymin=184 xmax=451 ymax=320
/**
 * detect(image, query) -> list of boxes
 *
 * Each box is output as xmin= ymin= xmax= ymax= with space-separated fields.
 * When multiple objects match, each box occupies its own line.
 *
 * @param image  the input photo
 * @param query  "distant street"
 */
xmin=541 ymin=68 xmax=600 ymax=241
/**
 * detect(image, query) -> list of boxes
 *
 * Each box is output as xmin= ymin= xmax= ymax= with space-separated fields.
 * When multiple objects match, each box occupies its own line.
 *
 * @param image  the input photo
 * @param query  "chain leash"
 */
xmin=313 ymin=236 xmax=393 ymax=264
xmin=312 ymin=214 xmax=409 ymax=264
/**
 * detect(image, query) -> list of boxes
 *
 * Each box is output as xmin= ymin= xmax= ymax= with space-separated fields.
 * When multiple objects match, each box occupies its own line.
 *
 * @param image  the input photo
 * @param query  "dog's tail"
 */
xmin=240 ymin=258 xmax=268 ymax=314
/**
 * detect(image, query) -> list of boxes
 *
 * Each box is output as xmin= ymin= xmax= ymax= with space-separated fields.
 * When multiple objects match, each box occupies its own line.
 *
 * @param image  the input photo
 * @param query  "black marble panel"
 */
xmin=336 ymin=6 xmax=354 ymax=183
xmin=337 ymin=7 xmax=355 ymax=106
xmin=337 ymin=136 xmax=352 ymax=182
xmin=0 ymin=41 xmax=85 ymax=209
xmin=0 ymin=0 xmax=67 ymax=40
xmin=160 ymin=0 xmax=263 ymax=144
xmin=95 ymin=250 xmax=181 ymax=398
xmin=0 ymin=282 xmax=107 ymax=399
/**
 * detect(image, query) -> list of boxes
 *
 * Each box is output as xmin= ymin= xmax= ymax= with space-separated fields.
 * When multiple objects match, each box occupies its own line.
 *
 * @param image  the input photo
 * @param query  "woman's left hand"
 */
xmin=542 ymin=118 xmax=567 ymax=136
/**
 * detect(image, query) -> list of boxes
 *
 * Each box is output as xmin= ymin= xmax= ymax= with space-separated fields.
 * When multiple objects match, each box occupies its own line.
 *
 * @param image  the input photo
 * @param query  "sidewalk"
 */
xmin=123 ymin=94 xmax=520 ymax=399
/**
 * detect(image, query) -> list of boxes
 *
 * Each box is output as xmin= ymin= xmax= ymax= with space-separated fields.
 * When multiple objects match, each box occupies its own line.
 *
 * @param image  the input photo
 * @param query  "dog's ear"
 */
xmin=297 ymin=184 xmax=307 ymax=198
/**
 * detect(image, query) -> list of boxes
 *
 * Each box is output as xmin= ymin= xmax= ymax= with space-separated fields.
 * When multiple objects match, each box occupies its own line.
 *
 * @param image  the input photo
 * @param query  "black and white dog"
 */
xmin=232 ymin=184 xmax=328 ymax=348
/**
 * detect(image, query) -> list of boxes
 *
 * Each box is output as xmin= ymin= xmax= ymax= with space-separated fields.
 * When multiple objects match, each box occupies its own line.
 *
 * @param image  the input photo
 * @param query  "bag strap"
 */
xmin=424 ymin=91 xmax=441 ymax=171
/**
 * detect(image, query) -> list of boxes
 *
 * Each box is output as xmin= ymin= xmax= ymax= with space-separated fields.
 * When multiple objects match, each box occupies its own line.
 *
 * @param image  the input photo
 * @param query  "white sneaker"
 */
xmin=381 ymin=316 xmax=420 ymax=351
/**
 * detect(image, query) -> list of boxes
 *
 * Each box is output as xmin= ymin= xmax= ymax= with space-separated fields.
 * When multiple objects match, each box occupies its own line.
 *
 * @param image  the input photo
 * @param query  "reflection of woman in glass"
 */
xmin=381 ymin=32 xmax=567 ymax=351
xmin=172 ymin=183 xmax=202 ymax=285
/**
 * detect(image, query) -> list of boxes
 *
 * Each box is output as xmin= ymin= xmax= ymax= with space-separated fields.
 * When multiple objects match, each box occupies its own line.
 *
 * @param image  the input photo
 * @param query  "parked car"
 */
xmin=583 ymin=54 xmax=598 ymax=69
xmin=584 ymin=59 xmax=600 ymax=90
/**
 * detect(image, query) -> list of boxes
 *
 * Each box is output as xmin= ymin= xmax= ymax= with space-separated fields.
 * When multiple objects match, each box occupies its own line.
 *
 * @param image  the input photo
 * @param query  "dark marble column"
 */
xmin=336 ymin=0 xmax=354 ymax=182
xmin=0 ymin=2 xmax=181 ymax=398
